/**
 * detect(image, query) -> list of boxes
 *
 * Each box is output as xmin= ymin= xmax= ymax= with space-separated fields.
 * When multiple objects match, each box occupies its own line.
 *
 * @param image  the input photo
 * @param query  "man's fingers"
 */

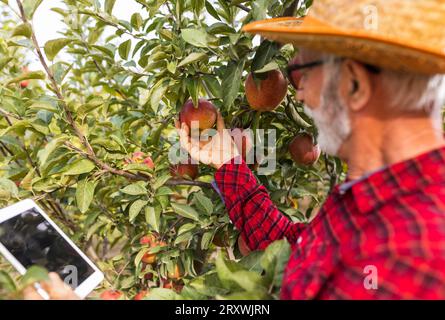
xmin=216 ymin=111 xmax=226 ymax=131
xmin=40 ymin=273 xmax=65 ymax=294
xmin=23 ymin=285 xmax=43 ymax=300
xmin=49 ymin=272 xmax=66 ymax=286
xmin=179 ymin=123 xmax=192 ymax=152
xmin=41 ymin=273 xmax=80 ymax=300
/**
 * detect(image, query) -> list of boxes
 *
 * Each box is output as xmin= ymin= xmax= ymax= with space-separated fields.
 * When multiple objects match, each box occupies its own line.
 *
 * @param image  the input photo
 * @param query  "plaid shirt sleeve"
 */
xmin=214 ymin=157 xmax=305 ymax=251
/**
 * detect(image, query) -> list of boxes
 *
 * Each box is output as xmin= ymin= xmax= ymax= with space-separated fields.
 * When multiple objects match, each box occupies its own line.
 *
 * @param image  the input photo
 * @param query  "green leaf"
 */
xmin=186 ymin=77 xmax=199 ymax=108
xmin=50 ymin=62 xmax=72 ymax=84
xmin=120 ymin=276 xmax=136 ymax=289
xmin=251 ymin=40 xmax=279 ymax=72
xmin=119 ymin=39 xmax=131 ymax=60
xmin=78 ymin=97 xmax=105 ymax=117
xmin=254 ymin=61 xmax=279 ymax=74
xmin=129 ymin=199 xmax=148 ymax=223
xmin=181 ymin=28 xmax=210 ymax=48
xmin=146 ymin=288 xmax=181 ymax=300
xmin=22 ymin=0 xmax=44 ymax=20
xmin=0 ymin=57 xmax=13 ymax=71
xmin=37 ymin=135 xmax=68 ymax=167
xmin=150 ymin=79 xmax=169 ymax=113
xmin=30 ymin=101 xmax=58 ymax=113
xmin=131 ymin=13 xmax=143 ymax=30
xmin=229 ymin=270 xmax=265 ymax=292
xmin=145 ymin=206 xmax=160 ymax=232
xmin=201 ymin=231 xmax=213 ymax=250
xmin=134 ymin=247 xmax=149 ymax=267
xmin=0 ymin=271 xmax=16 ymax=292
xmin=202 ymin=75 xmax=222 ymax=99
xmin=207 ymin=22 xmax=236 ymax=35
xmin=0 ymin=119 xmax=30 ymax=138
xmin=12 ymin=23 xmax=32 ymax=38
xmin=152 ymin=172 xmax=171 ymax=190
xmin=178 ymin=52 xmax=207 ymax=67
xmin=171 ymin=203 xmax=199 ymax=221
xmin=205 ymin=1 xmax=221 ymax=21
xmin=215 ymin=252 xmax=243 ymax=290
xmin=86 ymin=220 xmax=106 ymax=240
xmin=105 ymin=0 xmax=117 ymax=14
xmin=44 ymin=38 xmax=73 ymax=61
xmin=63 ymin=159 xmax=96 ymax=176
xmin=155 ymin=186 xmax=174 ymax=197
xmin=260 ymin=239 xmax=292 ymax=286
xmin=222 ymin=60 xmax=244 ymax=108
xmin=6 ymin=71 xmax=45 ymax=85
xmin=0 ymin=178 xmax=19 ymax=199
xmin=76 ymin=179 xmax=97 ymax=213
xmin=120 ymin=182 xmax=147 ymax=196
xmin=20 ymin=167 xmax=36 ymax=191
xmin=194 ymin=192 xmax=213 ymax=215
xmin=251 ymin=0 xmax=268 ymax=21
xmin=20 ymin=266 xmax=49 ymax=288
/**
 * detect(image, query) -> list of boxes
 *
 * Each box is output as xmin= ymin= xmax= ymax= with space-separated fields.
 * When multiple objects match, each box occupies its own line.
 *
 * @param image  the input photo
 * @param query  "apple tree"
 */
xmin=0 ymin=0 xmax=345 ymax=300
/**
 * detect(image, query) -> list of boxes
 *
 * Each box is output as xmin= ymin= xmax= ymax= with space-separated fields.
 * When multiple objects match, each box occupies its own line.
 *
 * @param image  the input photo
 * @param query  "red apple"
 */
xmin=245 ymin=70 xmax=288 ymax=111
xmin=125 ymin=152 xmax=155 ymax=169
xmin=170 ymin=163 xmax=199 ymax=180
xmin=179 ymin=99 xmax=218 ymax=130
xmin=100 ymin=290 xmax=122 ymax=300
xmin=141 ymin=252 xmax=157 ymax=264
xmin=20 ymin=66 xmax=30 ymax=89
xmin=143 ymin=157 xmax=155 ymax=169
xmin=140 ymin=234 xmax=156 ymax=246
xmin=288 ymin=133 xmax=321 ymax=166
xmin=134 ymin=290 xmax=149 ymax=300
xmin=20 ymin=80 xmax=29 ymax=89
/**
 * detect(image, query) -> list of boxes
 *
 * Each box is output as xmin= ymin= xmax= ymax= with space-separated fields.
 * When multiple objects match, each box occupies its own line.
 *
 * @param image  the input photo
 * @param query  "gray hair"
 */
xmin=321 ymin=54 xmax=445 ymax=126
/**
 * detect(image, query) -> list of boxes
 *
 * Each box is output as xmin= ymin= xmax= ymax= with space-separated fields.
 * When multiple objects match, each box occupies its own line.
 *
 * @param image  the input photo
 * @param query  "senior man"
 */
xmin=25 ymin=0 xmax=445 ymax=299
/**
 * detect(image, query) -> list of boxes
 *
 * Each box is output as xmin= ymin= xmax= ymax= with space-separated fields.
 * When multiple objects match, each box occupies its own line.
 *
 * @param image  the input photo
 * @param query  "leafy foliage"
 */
xmin=0 ymin=0 xmax=344 ymax=300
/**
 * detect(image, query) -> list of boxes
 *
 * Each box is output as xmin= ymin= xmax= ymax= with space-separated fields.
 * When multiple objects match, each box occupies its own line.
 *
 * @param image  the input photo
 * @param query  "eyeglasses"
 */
xmin=286 ymin=59 xmax=381 ymax=90
xmin=286 ymin=60 xmax=325 ymax=90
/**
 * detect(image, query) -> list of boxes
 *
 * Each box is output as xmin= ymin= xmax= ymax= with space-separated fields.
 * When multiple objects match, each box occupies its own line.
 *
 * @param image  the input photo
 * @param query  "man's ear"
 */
xmin=338 ymin=59 xmax=373 ymax=112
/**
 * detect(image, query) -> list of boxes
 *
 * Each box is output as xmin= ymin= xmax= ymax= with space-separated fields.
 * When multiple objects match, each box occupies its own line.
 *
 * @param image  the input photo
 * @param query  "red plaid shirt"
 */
xmin=214 ymin=147 xmax=445 ymax=299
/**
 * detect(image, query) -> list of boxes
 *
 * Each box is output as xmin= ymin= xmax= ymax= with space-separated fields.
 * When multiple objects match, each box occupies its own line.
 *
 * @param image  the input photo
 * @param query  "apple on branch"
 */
xmin=179 ymin=98 xmax=217 ymax=131
xmin=288 ymin=133 xmax=321 ymax=166
xmin=245 ymin=69 xmax=288 ymax=112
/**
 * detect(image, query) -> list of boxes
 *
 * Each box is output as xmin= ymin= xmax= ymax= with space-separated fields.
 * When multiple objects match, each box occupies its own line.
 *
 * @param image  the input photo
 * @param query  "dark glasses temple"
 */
xmin=286 ymin=60 xmax=381 ymax=76
xmin=286 ymin=60 xmax=324 ymax=74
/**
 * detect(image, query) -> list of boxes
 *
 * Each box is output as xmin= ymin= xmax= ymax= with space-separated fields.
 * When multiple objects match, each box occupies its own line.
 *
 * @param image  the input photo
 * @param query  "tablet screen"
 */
xmin=0 ymin=208 xmax=95 ymax=289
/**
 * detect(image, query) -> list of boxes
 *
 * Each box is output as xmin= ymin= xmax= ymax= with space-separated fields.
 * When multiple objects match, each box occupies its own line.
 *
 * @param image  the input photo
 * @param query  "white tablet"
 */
xmin=0 ymin=199 xmax=104 ymax=299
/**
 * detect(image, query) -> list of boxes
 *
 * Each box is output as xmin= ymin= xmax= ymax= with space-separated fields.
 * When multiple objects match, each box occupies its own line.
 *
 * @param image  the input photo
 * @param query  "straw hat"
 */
xmin=242 ymin=0 xmax=445 ymax=75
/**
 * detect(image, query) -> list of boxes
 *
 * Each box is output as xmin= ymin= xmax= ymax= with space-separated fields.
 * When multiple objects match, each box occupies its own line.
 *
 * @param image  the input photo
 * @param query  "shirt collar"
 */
xmin=336 ymin=146 xmax=445 ymax=215
xmin=339 ymin=165 xmax=388 ymax=195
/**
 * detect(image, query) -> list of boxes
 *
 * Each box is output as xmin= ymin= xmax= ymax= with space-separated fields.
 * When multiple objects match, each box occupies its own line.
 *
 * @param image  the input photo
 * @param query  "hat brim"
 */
xmin=242 ymin=17 xmax=445 ymax=75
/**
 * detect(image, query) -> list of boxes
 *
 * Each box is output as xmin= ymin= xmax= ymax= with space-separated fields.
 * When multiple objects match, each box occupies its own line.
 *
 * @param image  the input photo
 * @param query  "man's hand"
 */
xmin=176 ymin=112 xmax=241 ymax=170
xmin=23 ymin=272 xmax=81 ymax=300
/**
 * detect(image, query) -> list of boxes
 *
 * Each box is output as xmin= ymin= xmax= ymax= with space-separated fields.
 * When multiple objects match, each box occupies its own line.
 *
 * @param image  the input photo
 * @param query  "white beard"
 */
xmin=303 ymin=76 xmax=352 ymax=156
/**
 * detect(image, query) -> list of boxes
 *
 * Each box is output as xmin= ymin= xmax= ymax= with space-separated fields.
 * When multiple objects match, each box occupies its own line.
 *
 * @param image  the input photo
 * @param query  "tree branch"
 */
xmin=225 ymin=0 xmax=250 ymax=12
xmin=282 ymin=0 xmax=301 ymax=17
xmin=165 ymin=179 xmax=212 ymax=189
